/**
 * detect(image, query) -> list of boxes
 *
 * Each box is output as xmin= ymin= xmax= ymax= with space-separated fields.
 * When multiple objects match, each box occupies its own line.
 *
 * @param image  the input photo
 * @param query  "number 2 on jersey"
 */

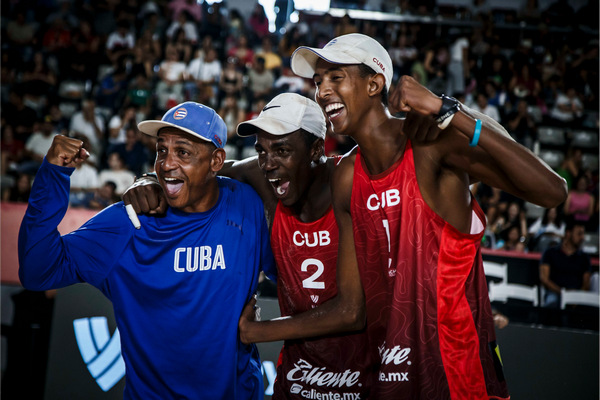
xmin=301 ymin=258 xmax=325 ymax=289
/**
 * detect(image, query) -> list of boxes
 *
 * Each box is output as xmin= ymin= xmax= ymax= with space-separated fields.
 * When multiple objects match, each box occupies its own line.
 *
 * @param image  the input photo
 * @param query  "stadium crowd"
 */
xmin=1 ymin=0 xmax=598 ymax=254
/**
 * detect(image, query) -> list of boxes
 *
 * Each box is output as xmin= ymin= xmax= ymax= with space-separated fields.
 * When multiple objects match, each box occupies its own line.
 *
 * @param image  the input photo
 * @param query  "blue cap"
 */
xmin=138 ymin=102 xmax=227 ymax=148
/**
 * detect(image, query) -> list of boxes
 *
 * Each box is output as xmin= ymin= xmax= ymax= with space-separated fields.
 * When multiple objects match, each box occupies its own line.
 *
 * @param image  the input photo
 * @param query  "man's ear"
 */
xmin=368 ymin=74 xmax=386 ymax=98
xmin=211 ymin=148 xmax=226 ymax=172
xmin=310 ymin=138 xmax=325 ymax=163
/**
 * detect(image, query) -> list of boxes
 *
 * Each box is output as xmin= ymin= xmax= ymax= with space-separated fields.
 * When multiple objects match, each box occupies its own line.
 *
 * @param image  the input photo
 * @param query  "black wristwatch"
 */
xmin=435 ymin=95 xmax=461 ymax=125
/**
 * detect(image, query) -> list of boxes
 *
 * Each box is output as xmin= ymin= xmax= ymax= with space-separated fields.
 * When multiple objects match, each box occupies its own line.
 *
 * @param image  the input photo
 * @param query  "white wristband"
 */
xmin=437 ymin=112 xmax=455 ymax=130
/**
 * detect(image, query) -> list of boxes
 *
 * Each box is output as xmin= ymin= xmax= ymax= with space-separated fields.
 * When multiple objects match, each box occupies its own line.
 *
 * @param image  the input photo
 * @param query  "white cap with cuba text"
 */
xmin=291 ymin=33 xmax=393 ymax=90
xmin=237 ymin=93 xmax=326 ymax=139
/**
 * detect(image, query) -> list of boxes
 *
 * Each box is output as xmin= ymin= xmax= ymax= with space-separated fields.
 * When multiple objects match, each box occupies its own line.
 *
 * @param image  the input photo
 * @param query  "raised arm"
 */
xmin=238 ymin=157 xmax=366 ymax=343
xmin=391 ymin=75 xmax=568 ymax=208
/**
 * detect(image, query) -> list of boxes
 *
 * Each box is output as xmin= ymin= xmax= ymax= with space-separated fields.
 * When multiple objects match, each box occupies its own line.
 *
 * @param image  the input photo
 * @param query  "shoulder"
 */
xmin=218 ymin=176 xmax=263 ymax=205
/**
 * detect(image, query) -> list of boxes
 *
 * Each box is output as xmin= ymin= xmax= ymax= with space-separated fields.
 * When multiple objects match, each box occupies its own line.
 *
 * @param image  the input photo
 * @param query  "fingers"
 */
xmin=122 ymin=178 xmax=167 ymax=215
xmin=47 ymin=135 xmax=88 ymax=167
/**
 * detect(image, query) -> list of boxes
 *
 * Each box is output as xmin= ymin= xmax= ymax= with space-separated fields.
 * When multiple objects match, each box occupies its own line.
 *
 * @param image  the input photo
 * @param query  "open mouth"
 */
xmin=325 ymin=102 xmax=345 ymax=120
xmin=163 ymin=177 xmax=184 ymax=196
xmin=268 ymin=178 xmax=290 ymax=198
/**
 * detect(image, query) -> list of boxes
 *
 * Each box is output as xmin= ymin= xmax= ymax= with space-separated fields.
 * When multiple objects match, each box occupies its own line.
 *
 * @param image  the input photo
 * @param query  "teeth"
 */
xmin=325 ymin=103 xmax=344 ymax=113
xmin=269 ymin=179 xmax=280 ymax=183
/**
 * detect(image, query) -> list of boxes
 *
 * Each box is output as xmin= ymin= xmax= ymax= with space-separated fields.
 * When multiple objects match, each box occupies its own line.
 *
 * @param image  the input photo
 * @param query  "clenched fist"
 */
xmin=46 ymin=135 xmax=89 ymax=167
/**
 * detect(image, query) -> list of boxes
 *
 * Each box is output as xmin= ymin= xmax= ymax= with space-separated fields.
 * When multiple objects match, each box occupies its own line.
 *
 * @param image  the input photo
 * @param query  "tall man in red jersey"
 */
xmin=124 ymin=93 xmax=374 ymax=399
xmin=239 ymin=34 xmax=567 ymax=400
xmin=285 ymin=33 xmax=567 ymax=399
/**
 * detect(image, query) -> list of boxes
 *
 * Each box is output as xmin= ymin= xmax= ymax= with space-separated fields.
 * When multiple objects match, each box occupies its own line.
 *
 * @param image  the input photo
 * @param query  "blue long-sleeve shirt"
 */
xmin=19 ymin=158 xmax=276 ymax=399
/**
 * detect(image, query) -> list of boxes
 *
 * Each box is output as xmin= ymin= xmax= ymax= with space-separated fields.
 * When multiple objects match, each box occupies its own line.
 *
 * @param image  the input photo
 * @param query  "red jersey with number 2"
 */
xmin=350 ymin=141 xmax=509 ymax=400
xmin=270 ymin=202 xmax=373 ymax=399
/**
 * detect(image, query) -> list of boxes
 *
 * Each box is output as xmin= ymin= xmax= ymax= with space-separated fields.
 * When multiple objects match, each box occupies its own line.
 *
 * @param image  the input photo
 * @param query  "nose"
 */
xmin=259 ymin=153 xmax=277 ymax=172
xmin=316 ymin=82 xmax=331 ymax=103
xmin=159 ymin=150 xmax=178 ymax=172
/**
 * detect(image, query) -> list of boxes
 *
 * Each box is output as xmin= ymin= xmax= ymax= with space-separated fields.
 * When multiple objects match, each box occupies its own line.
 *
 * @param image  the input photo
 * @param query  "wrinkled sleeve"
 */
xmin=18 ymin=158 xmax=133 ymax=292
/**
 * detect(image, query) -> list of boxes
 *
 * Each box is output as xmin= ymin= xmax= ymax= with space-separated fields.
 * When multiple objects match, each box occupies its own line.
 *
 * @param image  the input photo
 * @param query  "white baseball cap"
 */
xmin=237 ymin=93 xmax=326 ymax=139
xmin=291 ymin=33 xmax=393 ymax=90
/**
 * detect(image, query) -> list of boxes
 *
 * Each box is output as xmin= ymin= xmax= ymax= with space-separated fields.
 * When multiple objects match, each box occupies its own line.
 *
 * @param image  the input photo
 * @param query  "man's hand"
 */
xmin=238 ymin=296 xmax=260 ymax=345
xmin=46 ymin=135 xmax=89 ymax=167
xmin=122 ymin=175 xmax=167 ymax=215
xmin=389 ymin=76 xmax=444 ymax=143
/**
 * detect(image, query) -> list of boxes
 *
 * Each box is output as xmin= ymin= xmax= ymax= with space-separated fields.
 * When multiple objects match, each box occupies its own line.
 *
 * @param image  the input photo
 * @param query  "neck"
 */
xmin=352 ymin=114 xmax=406 ymax=175
xmin=291 ymin=161 xmax=331 ymax=223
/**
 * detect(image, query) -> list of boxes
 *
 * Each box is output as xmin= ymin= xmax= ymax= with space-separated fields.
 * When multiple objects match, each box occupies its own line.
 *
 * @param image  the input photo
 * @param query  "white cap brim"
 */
xmin=237 ymin=117 xmax=300 ymax=137
xmin=292 ymin=46 xmax=364 ymax=80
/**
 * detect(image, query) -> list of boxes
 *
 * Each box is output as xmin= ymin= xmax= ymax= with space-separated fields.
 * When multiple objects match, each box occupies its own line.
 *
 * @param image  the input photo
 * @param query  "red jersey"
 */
xmin=350 ymin=142 xmax=509 ymax=399
xmin=270 ymin=202 xmax=373 ymax=399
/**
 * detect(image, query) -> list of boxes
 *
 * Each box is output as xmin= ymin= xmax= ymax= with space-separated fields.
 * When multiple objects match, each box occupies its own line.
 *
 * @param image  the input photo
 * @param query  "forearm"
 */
xmin=452 ymin=108 xmax=567 ymax=207
xmin=242 ymin=294 xmax=364 ymax=343
xmin=18 ymin=159 xmax=79 ymax=290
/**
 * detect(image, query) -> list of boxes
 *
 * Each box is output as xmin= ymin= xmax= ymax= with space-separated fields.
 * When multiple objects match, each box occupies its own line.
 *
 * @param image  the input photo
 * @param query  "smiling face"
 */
xmin=313 ymin=59 xmax=374 ymax=137
xmin=155 ymin=128 xmax=224 ymax=213
xmin=254 ymin=129 xmax=320 ymax=208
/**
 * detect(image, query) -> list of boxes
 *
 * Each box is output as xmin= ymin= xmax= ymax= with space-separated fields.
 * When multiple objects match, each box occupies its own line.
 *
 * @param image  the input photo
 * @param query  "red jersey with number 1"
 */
xmin=270 ymin=202 xmax=373 ymax=399
xmin=350 ymin=142 xmax=509 ymax=399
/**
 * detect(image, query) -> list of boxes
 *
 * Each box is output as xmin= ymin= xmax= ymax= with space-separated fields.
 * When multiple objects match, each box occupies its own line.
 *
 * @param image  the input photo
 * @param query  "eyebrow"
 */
xmin=312 ymin=65 xmax=345 ymax=80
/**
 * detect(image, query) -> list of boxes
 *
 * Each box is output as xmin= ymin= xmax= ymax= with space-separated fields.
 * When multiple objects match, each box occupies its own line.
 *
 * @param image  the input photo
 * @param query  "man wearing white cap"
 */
xmin=18 ymin=102 xmax=275 ymax=399
xmin=125 ymin=93 xmax=375 ymax=398
xmin=283 ymin=33 xmax=568 ymax=399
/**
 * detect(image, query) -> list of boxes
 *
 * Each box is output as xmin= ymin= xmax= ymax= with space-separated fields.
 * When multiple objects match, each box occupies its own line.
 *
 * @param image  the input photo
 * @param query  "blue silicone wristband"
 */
xmin=470 ymin=119 xmax=482 ymax=147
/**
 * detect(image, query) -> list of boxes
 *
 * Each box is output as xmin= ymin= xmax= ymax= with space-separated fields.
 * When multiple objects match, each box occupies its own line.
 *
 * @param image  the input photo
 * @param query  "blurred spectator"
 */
xmin=1 ymin=125 xmax=25 ymax=179
xmin=167 ymin=0 xmax=202 ymax=23
xmin=389 ymin=33 xmax=418 ymax=80
xmin=20 ymin=50 xmax=57 ymax=115
xmin=69 ymin=98 xmax=106 ymax=156
xmin=107 ymin=127 xmax=152 ymax=177
xmin=539 ymin=217 xmax=591 ymax=308
xmin=564 ymin=174 xmax=595 ymax=227
xmin=218 ymin=95 xmax=246 ymax=160
xmin=65 ymin=19 xmax=101 ymax=82
xmin=446 ymin=29 xmax=470 ymax=97
xmin=123 ymin=73 xmax=153 ymax=119
xmin=218 ymin=57 xmax=244 ymax=108
xmin=4 ymin=88 xmax=38 ymax=141
xmin=496 ymin=223 xmax=527 ymax=252
xmin=248 ymin=3 xmax=270 ymax=47
xmin=169 ymin=27 xmax=194 ymax=65
xmin=46 ymin=0 xmax=79 ymax=28
xmin=5 ymin=8 xmax=38 ymax=62
xmin=246 ymin=56 xmax=274 ymax=110
xmin=98 ymin=152 xmax=136 ymax=196
xmin=41 ymin=16 xmax=72 ymax=73
xmin=227 ymin=35 xmax=254 ymax=72
xmin=95 ymin=65 xmax=129 ymax=114
xmin=88 ymin=181 xmax=119 ymax=210
xmin=274 ymin=64 xmax=307 ymax=96
xmin=506 ymin=98 xmax=536 ymax=149
xmin=166 ymin=10 xmax=198 ymax=46
xmin=508 ymin=63 xmax=542 ymax=106
xmin=105 ymin=19 xmax=135 ymax=66
xmin=155 ymin=43 xmax=187 ymax=111
xmin=255 ymin=36 xmax=282 ymax=73
xmin=548 ymin=85 xmax=584 ymax=127
xmin=278 ymin=26 xmax=306 ymax=61
xmin=490 ymin=200 xmax=528 ymax=242
xmin=69 ymin=159 xmax=101 ymax=208
xmin=557 ymin=147 xmax=583 ymax=190
xmin=334 ymin=14 xmax=358 ymax=37
xmin=423 ymin=40 xmax=449 ymax=95
xmin=185 ymin=47 xmax=222 ymax=107
xmin=19 ymin=117 xmax=60 ymax=175
xmin=129 ymin=38 xmax=158 ymax=83
xmin=471 ymin=91 xmax=501 ymax=122
xmin=2 ymin=173 xmax=32 ymax=203
xmin=108 ymin=106 xmax=138 ymax=146
xmin=528 ymin=207 xmax=565 ymax=252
